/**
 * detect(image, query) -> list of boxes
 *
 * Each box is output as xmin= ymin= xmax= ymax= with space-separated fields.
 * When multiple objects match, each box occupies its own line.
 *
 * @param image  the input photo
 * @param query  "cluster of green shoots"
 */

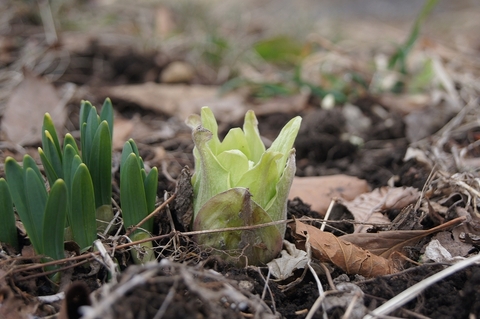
xmin=0 ymin=99 xmax=157 ymax=267
xmin=0 ymin=100 xmax=301 ymax=269
xmin=187 ymin=107 xmax=301 ymax=266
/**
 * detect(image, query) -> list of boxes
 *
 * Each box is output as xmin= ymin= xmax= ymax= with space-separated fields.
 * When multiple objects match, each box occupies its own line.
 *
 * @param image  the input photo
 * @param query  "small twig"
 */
xmin=37 ymin=0 xmax=57 ymax=45
xmin=152 ymin=278 xmax=178 ymax=319
xmin=341 ymin=291 xmax=360 ymax=319
xmin=124 ymin=194 xmax=176 ymax=237
xmin=319 ymin=263 xmax=336 ymax=291
xmin=305 ymin=290 xmax=341 ymax=319
xmin=321 ymin=198 xmax=336 ymax=232
xmin=306 ymin=233 xmax=327 ymax=319
xmin=94 ymin=240 xmax=119 ymax=284
xmin=17 ymin=259 xmax=90 ymax=281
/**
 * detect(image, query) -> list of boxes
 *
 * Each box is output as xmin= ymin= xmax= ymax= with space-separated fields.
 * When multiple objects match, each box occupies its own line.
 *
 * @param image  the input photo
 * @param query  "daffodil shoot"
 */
xmin=187 ymin=107 xmax=301 ymax=266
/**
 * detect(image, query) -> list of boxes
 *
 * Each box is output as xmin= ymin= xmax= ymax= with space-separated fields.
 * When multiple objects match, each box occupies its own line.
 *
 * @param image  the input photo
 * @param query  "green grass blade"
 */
xmin=43 ymin=179 xmax=67 ymax=261
xmin=63 ymin=145 xmax=79 ymax=197
xmin=89 ymin=121 xmax=112 ymax=208
xmin=100 ymin=98 xmax=114 ymax=141
xmin=24 ymin=167 xmax=48 ymax=255
xmin=82 ymin=107 xmax=100 ymax=166
xmin=5 ymin=156 xmax=45 ymax=254
xmin=388 ymin=0 xmax=439 ymax=73
xmin=70 ymin=164 xmax=97 ymax=249
xmin=0 ymin=178 xmax=18 ymax=250
xmin=41 ymin=131 xmax=63 ymax=179
xmin=4 ymin=158 xmax=28 ymax=229
xmin=121 ymin=140 xmax=134 ymax=167
xmin=42 ymin=113 xmax=62 ymax=161
xmin=38 ymin=147 xmax=59 ymax=187
xmin=23 ymin=155 xmax=44 ymax=183
xmin=80 ymin=101 xmax=93 ymax=162
xmin=63 ymin=133 xmax=80 ymax=155
xmin=143 ymin=167 xmax=158 ymax=232
xmin=120 ymin=153 xmax=148 ymax=233
xmin=121 ymin=139 xmax=142 ymax=168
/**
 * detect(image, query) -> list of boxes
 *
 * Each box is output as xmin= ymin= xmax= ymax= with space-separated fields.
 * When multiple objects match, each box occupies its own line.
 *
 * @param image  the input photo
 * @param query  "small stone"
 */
xmin=160 ymin=61 xmax=194 ymax=83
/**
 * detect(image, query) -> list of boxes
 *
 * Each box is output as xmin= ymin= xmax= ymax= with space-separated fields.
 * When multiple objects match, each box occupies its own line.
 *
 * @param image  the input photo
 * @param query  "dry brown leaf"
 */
xmin=252 ymin=91 xmax=309 ymax=116
xmin=2 ymin=71 xmax=66 ymax=145
xmin=340 ymin=216 xmax=466 ymax=258
xmin=292 ymin=220 xmax=397 ymax=277
xmin=337 ymin=186 xmax=420 ymax=233
xmin=105 ymin=83 xmax=248 ymax=122
xmin=112 ymin=116 xmax=134 ymax=150
xmin=288 ymin=175 xmax=369 ymax=214
xmin=106 ymin=82 xmax=308 ymax=123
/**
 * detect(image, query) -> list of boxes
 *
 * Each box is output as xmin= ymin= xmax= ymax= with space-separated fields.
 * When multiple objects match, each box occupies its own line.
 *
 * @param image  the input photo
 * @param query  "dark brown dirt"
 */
xmin=1 ymin=17 xmax=479 ymax=319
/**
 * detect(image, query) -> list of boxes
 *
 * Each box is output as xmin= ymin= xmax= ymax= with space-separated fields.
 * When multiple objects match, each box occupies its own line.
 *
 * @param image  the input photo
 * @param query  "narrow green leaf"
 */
xmin=42 ymin=131 xmax=63 ymax=179
xmin=199 ymin=107 xmax=221 ymax=153
xmin=144 ymin=167 xmax=158 ymax=231
xmin=243 ymin=110 xmax=265 ymax=164
xmin=120 ymin=153 xmax=148 ymax=233
xmin=70 ymin=164 xmax=97 ymax=249
xmin=43 ymin=179 xmax=67 ymax=261
xmin=100 ymin=98 xmax=114 ymax=141
xmin=42 ymin=113 xmax=62 ymax=161
xmin=4 ymin=158 xmax=28 ymax=233
xmin=89 ymin=121 xmax=112 ymax=208
xmin=5 ymin=156 xmax=45 ymax=254
xmin=268 ymin=116 xmax=301 ymax=176
xmin=265 ymin=149 xmax=296 ymax=235
xmin=63 ymin=133 xmax=79 ymax=156
xmin=63 ymin=145 xmax=78 ymax=196
xmin=121 ymin=139 xmax=140 ymax=170
xmin=24 ymin=167 xmax=48 ymax=255
xmin=83 ymin=107 xmax=100 ymax=166
xmin=39 ymin=147 xmax=59 ymax=187
xmin=79 ymin=100 xmax=94 ymax=134
xmin=0 ymin=178 xmax=18 ymax=250
xmin=23 ymin=155 xmax=44 ymax=182
xmin=79 ymin=101 xmax=93 ymax=161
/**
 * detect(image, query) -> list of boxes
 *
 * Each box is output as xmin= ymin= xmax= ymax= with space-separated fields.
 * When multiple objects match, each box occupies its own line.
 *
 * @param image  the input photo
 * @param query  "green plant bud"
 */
xmin=187 ymin=107 xmax=301 ymax=266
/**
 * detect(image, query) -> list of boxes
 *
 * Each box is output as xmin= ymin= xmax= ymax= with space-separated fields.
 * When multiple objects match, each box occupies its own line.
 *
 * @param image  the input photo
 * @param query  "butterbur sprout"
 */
xmin=187 ymin=107 xmax=301 ymax=266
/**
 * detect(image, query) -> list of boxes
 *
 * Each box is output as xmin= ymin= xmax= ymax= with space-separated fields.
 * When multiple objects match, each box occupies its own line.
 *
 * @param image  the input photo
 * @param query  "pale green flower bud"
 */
xmin=187 ymin=107 xmax=301 ymax=266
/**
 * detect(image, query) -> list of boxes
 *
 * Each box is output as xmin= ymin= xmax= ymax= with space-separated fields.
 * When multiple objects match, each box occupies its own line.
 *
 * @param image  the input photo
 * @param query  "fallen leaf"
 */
xmin=106 ymin=82 xmax=308 ymax=123
xmin=340 ymin=216 xmax=466 ymax=258
xmin=105 ymin=83 xmax=248 ymax=122
xmin=337 ymin=186 xmax=420 ymax=233
xmin=288 ymin=175 xmax=369 ymax=214
xmin=433 ymin=231 xmax=472 ymax=258
xmin=422 ymin=239 xmax=454 ymax=263
xmin=267 ymin=241 xmax=308 ymax=281
xmin=292 ymin=220 xmax=398 ymax=277
xmin=2 ymin=71 xmax=66 ymax=145
xmin=112 ymin=116 xmax=134 ymax=150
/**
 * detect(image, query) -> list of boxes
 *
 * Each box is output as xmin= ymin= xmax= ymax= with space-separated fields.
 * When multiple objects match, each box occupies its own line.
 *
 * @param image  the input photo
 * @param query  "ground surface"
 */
xmin=1 ymin=1 xmax=480 ymax=319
